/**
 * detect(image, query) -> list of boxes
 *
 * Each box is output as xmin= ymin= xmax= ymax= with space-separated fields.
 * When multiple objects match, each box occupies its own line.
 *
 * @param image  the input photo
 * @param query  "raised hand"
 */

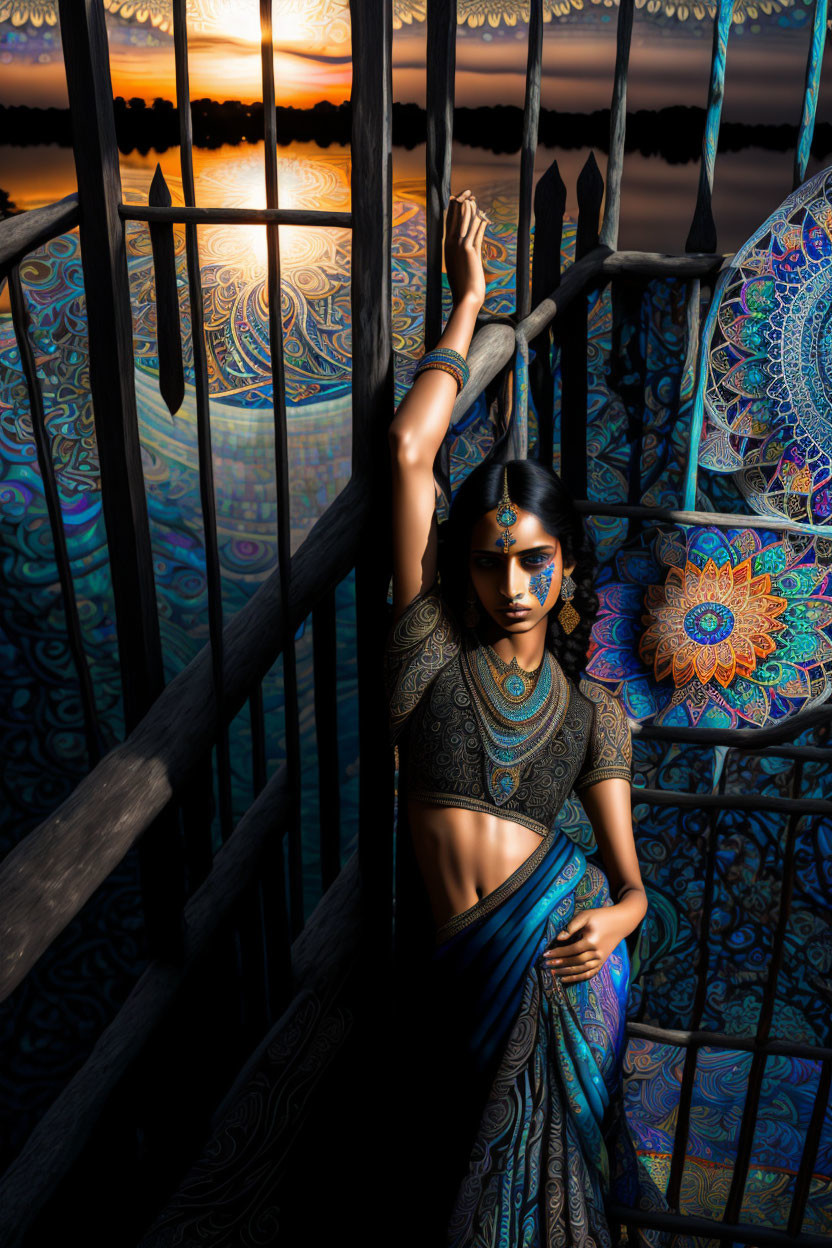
xmin=444 ymin=188 xmax=490 ymax=310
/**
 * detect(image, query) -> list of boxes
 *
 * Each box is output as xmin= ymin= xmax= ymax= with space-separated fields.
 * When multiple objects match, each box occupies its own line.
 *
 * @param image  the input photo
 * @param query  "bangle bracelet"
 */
xmin=414 ymin=346 xmax=470 ymax=394
xmin=414 ymin=359 xmax=467 ymax=392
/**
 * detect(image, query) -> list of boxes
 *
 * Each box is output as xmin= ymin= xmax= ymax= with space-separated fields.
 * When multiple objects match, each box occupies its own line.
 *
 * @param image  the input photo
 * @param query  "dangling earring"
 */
xmin=557 ymin=572 xmax=580 ymax=635
xmin=464 ymin=583 xmax=481 ymax=629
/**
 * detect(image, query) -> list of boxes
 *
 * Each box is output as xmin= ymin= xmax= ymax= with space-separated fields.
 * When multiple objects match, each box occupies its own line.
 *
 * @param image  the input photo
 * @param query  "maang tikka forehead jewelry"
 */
xmin=496 ymin=466 xmax=518 ymax=553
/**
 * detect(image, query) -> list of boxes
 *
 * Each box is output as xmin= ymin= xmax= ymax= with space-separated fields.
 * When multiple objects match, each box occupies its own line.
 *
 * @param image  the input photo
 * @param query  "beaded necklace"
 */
xmin=459 ymin=636 xmax=569 ymax=806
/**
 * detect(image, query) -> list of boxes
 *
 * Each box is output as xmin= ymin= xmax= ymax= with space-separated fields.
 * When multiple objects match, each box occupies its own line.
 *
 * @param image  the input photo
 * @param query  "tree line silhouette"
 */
xmin=0 ymin=95 xmax=829 ymax=163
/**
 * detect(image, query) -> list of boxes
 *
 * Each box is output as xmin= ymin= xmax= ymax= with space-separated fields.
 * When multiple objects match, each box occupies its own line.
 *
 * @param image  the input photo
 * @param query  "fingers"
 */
xmin=448 ymin=189 xmax=490 ymax=240
xmin=558 ymin=964 xmax=601 ymax=984
xmin=472 ymin=212 xmax=489 ymax=248
xmin=459 ymin=196 xmax=475 ymax=239
xmin=543 ymin=937 xmax=594 ymax=963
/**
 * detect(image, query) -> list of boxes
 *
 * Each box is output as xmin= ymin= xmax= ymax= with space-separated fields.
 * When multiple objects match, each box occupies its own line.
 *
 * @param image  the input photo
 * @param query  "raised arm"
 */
xmin=388 ymin=189 xmax=489 ymax=621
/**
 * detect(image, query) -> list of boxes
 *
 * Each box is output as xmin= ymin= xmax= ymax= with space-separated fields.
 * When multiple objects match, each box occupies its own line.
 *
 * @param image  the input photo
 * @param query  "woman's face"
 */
xmin=468 ymin=505 xmax=575 ymax=634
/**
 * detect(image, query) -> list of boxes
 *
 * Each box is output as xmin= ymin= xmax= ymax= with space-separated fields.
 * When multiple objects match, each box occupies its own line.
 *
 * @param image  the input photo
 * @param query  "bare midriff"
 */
xmin=407 ymin=796 xmax=544 ymax=929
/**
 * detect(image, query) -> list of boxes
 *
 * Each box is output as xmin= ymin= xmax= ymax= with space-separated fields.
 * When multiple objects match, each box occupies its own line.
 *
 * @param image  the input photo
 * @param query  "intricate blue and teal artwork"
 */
xmin=2 ymin=0 xmax=824 ymax=39
xmin=699 ymin=165 xmax=832 ymax=528
xmin=585 ymin=523 xmax=832 ymax=729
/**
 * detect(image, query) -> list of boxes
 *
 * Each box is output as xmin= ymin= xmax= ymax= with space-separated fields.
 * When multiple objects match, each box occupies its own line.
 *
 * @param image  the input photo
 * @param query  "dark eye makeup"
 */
xmin=472 ymin=547 xmax=554 ymax=571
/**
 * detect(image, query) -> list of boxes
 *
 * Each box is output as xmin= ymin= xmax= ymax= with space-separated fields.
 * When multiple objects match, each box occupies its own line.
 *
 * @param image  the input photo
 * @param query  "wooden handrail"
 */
xmin=119 ymin=203 xmax=352 ymax=228
xmin=0 ymin=765 xmax=293 ymax=1244
xmin=0 ymin=193 xmax=79 ymax=274
xmin=0 ymin=475 xmax=369 ymax=1003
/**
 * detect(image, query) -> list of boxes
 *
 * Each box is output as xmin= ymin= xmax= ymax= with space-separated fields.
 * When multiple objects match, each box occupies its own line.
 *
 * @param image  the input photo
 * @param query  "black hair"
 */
xmin=437 ymin=458 xmax=598 ymax=682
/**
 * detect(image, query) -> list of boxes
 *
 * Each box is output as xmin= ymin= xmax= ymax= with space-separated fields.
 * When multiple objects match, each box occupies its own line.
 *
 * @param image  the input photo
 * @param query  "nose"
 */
xmin=501 ymin=557 xmax=526 ymax=602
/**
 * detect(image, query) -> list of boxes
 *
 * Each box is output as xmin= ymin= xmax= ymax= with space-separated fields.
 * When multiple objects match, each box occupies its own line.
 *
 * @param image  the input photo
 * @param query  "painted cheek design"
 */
xmin=528 ymin=560 xmax=555 ymax=606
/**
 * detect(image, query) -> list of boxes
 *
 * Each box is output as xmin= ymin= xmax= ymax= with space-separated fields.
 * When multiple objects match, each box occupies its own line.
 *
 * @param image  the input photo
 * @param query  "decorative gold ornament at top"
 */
xmin=496 ymin=466 xmax=518 ymax=556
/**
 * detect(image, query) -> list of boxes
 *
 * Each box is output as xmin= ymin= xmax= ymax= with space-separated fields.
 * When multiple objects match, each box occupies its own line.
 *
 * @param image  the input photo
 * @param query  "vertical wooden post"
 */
xmin=259 ymin=0 xmax=305 ymax=937
xmin=788 ymin=1054 xmax=832 ymax=1235
xmin=794 ymin=0 xmax=828 ymax=190
xmin=665 ymin=765 xmax=726 ymax=1210
xmin=723 ymin=761 xmax=805 ymax=1223
xmin=349 ymin=0 xmax=395 ymax=960
xmin=425 ymin=0 xmax=456 ymax=351
xmin=313 ymin=589 xmax=342 ymax=891
xmin=558 ymin=152 xmax=603 ymax=498
xmin=58 ymin=0 xmax=184 ymax=960
xmin=425 ymin=0 xmax=457 ymax=503
xmin=172 ymin=0 xmax=235 ymax=844
xmin=599 ymin=0 xmax=634 ymax=250
xmin=57 ymin=0 xmax=163 ymax=723
xmin=515 ymin=0 xmax=543 ymax=324
xmin=685 ymin=0 xmax=734 ymax=254
xmin=682 ymin=264 xmax=731 ymax=511
xmin=530 ymin=158 xmax=566 ymax=466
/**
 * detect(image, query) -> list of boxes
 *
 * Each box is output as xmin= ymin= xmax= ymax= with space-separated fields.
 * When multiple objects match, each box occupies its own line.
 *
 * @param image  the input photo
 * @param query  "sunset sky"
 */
xmin=0 ymin=0 xmax=829 ymax=125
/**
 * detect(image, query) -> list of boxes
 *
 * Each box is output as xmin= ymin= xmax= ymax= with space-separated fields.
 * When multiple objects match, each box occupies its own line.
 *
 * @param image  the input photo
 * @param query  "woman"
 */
xmin=384 ymin=190 xmax=672 ymax=1247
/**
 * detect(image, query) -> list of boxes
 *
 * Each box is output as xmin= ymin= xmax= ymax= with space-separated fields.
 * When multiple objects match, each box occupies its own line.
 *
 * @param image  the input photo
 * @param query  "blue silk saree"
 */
xmin=393 ymin=820 xmax=672 ymax=1248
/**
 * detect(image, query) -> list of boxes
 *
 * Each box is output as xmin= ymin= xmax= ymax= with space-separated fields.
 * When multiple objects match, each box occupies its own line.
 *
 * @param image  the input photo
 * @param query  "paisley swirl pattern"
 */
xmin=419 ymin=854 xmax=677 ymax=1248
xmin=575 ymin=678 xmax=634 ymax=791
xmin=385 ymin=587 xmax=631 ymax=838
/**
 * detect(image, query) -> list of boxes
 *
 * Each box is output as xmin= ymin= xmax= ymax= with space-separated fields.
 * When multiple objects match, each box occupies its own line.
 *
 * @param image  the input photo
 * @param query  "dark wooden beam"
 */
xmin=0 ymin=477 xmax=369 ymax=1003
xmin=148 ymin=165 xmax=185 ymax=418
xmin=599 ymin=0 xmax=634 ymax=250
xmin=529 ymin=158 xmax=565 ymax=465
xmin=57 ymin=0 xmax=164 ymax=723
xmin=631 ymin=785 xmax=831 ymax=817
xmin=515 ymin=0 xmax=542 ymax=323
xmin=788 ymin=1057 xmax=832 ymax=1235
xmin=349 ymin=0 xmax=396 ymax=967
xmin=723 ymin=763 xmax=806 ymax=1224
xmin=559 ymin=153 xmax=604 ymax=497
xmin=626 ymin=1020 xmax=832 ymax=1063
xmin=574 ymin=496 xmax=828 ymax=537
xmin=313 ymin=590 xmax=342 ymax=891
xmin=120 ymin=204 xmax=352 ymax=228
xmin=685 ymin=0 xmax=733 ymax=253
xmin=173 ymin=0 xmax=234 ymax=842
xmin=260 ymin=0 xmax=304 ymax=935
xmin=0 ymin=768 xmax=295 ymax=1245
xmin=0 ymin=193 xmax=79 ymax=276
xmin=607 ymin=1202 xmax=832 ymax=1248
xmin=424 ymin=0 xmax=456 ymax=502
xmin=58 ymin=0 xmax=185 ymax=961
xmin=633 ymin=706 xmax=832 ymax=749
xmin=794 ymin=0 xmax=828 ymax=189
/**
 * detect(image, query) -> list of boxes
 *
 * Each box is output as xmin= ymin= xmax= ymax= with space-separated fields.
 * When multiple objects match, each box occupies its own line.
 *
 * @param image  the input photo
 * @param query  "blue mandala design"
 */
xmin=700 ymin=164 xmax=832 ymax=527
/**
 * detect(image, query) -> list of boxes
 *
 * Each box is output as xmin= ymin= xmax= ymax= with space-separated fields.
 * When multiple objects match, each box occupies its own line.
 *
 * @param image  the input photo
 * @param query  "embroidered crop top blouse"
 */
xmin=383 ymin=587 xmax=632 ymax=838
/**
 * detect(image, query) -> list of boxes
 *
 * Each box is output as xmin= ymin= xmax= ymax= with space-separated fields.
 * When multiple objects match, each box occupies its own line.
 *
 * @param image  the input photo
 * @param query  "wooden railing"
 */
xmin=1 ymin=0 xmax=831 ymax=1242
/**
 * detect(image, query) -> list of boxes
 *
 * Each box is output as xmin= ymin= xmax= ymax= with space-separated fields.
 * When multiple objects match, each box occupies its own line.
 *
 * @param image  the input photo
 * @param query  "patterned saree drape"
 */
xmin=392 ymin=825 xmax=674 ymax=1248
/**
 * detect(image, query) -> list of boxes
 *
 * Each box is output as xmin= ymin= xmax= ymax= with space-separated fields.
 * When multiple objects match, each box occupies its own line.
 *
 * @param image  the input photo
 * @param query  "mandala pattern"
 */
xmin=700 ymin=165 xmax=832 ymax=527
xmin=587 ymin=524 xmax=832 ymax=728
xmin=393 ymin=0 xmax=809 ymax=26
xmin=2 ymin=0 xmax=823 ymax=35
